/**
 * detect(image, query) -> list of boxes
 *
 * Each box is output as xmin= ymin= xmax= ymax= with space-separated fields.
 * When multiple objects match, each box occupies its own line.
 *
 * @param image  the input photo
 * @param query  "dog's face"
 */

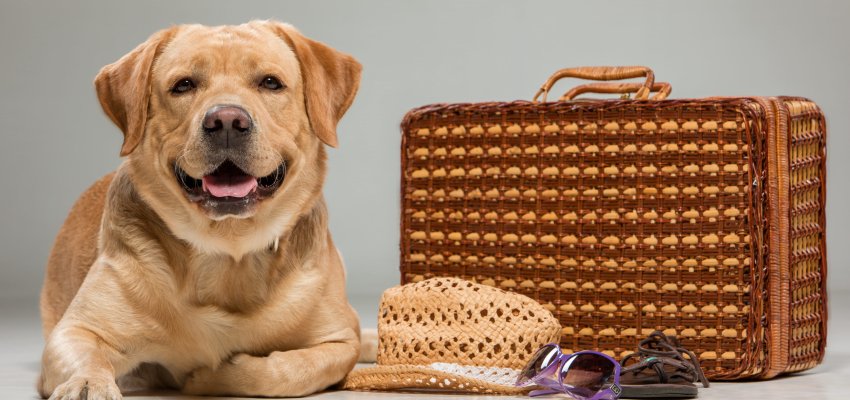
xmin=94 ymin=21 xmax=360 ymax=255
xmin=144 ymin=23 xmax=307 ymax=220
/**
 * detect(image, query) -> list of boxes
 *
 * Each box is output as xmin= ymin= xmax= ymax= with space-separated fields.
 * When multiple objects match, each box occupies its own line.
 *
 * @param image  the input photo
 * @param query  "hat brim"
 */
xmin=341 ymin=364 xmax=529 ymax=394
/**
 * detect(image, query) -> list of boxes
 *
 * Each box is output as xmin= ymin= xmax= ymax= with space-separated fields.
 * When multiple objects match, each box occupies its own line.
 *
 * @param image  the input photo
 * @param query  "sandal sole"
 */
xmin=620 ymin=384 xmax=699 ymax=399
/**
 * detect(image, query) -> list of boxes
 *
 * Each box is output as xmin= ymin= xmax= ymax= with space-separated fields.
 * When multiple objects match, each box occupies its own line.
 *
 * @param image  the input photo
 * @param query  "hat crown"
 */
xmin=376 ymin=278 xmax=561 ymax=370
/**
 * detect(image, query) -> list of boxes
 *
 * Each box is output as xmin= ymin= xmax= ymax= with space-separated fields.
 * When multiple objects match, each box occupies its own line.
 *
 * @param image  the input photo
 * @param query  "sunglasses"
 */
xmin=516 ymin=344 xmax=622 ymax=400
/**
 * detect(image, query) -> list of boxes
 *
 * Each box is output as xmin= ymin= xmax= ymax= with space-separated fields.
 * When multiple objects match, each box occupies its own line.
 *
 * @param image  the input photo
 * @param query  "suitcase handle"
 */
xmin=533 ymin=66 xmax=655 ymax=102
xmin=560 ymin=81 xmax=672 ymax=101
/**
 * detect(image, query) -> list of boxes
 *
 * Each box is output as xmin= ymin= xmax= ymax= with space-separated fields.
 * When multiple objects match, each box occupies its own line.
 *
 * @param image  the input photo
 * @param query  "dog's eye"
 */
xmin=260 ymin=76 xmax=285 ymax=91
xmin=171 ymin=78 xmax=196 ymax=94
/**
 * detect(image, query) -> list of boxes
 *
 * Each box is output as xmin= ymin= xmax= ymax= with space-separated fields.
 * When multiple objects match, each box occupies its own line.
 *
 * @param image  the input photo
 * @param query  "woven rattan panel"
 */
xmin=400 ymin=99 xmax=771 ymax=379
xmin=784 ymin=99 xmax=827 ymax=372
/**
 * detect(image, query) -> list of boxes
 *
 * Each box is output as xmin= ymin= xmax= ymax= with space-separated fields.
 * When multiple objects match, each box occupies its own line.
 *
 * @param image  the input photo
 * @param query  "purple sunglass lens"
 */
xmin=560 ymin=353 xmax=616 ymax=397
xmin=516 ymin=344 xmax=562 ymax=386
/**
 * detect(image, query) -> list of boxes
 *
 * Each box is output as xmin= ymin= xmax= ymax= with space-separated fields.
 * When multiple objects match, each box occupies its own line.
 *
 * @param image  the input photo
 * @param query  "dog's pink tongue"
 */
xmin=202 ymin=175 xmax=258 ymax=198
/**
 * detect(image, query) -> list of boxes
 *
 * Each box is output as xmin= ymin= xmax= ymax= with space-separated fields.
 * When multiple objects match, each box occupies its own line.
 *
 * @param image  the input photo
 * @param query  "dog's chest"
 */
xmin=150 ymin=294 xmax=312 ymax=377
xmin=180 ymin=251 xmax=286 ymax=311
xmin=152 ymin=253 xmax=317 ymax=374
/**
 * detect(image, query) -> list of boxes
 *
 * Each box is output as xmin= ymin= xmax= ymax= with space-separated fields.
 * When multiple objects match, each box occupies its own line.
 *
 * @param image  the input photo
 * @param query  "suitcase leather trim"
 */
xmin=760 ymin=98 xmax=791 ymax=378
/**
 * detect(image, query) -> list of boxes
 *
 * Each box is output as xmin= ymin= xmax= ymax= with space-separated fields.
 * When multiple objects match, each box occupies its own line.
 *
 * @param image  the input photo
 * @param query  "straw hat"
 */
xmin=342 ymin=277 xmax=562 ymax=394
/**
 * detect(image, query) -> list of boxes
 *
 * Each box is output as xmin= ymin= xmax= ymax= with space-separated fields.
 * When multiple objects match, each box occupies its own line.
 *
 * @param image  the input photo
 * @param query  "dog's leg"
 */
xmin=38 ymin=259 xmax=145 ymax=400
xmin=38 ymin=325 xmax=125 ymax=400
xmin=182 ymin=329 xmax=359 ymax=397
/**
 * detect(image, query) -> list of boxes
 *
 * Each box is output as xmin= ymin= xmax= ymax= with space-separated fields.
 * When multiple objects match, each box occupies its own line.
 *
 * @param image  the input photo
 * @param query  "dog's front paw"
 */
xmin=48 ymin=376 xmax=121 ymax=400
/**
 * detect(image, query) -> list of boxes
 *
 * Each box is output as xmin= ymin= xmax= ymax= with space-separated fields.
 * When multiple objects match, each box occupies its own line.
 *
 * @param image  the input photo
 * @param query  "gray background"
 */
xmin=1 ymin=0 xmax=847 ymax=317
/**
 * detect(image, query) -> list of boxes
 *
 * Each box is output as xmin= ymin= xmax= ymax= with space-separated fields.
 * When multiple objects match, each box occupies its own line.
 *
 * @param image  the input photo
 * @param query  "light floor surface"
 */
xmin=2 ymin=293 xmax=846 ymax=400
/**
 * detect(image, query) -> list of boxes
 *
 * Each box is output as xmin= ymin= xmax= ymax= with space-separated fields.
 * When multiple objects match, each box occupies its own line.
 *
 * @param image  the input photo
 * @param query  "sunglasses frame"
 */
xmin=517 ymin=344 xmax=622 ymax=400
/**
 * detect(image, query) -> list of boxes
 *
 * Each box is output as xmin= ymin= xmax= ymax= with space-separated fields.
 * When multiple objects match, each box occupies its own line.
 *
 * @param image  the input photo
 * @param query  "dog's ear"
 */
xmin=95 ymin=27 xmax=178 ymax=156
xmin=265 ymin=22 xmax=362 ymax=148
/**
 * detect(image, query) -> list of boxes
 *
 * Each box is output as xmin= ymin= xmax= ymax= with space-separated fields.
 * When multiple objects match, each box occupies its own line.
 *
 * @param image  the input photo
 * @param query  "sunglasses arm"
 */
xmin=527 ymin=377 xmax=564 ymax=397
xmin=529 ymin=388 xmax=563 ymax=397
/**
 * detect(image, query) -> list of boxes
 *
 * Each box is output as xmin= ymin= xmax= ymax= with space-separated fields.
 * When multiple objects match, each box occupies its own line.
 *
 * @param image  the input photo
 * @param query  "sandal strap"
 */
xmin=621 ymin=356 xmax=693 ymax=383
xmin=623 ymin=331 xmax=710 ymax=388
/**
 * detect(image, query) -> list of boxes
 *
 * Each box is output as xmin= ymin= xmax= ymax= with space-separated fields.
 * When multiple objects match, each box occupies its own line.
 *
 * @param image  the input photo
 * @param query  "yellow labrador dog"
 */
xmin=38 ymin=21 xmax=362 ymax=399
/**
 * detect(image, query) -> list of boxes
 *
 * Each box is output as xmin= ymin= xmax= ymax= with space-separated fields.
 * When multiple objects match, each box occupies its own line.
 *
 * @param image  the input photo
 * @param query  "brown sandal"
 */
xmin=619 ymin=331 xmax=710 ymax=398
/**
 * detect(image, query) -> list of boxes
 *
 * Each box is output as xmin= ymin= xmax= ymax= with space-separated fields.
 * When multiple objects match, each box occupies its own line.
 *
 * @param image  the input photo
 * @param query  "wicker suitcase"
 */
xmin=398 ymin=66 xmax=827 ymax=380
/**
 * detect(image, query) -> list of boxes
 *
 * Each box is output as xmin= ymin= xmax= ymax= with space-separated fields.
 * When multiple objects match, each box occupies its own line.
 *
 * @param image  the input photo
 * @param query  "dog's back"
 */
xmin=40 ymin=172 xmax=114 ymax=337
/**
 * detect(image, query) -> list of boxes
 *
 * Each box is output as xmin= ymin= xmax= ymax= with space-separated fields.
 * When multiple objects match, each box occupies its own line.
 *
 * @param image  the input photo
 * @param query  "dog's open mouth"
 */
xmin=174 ymin=160 xmax=286 ymax=215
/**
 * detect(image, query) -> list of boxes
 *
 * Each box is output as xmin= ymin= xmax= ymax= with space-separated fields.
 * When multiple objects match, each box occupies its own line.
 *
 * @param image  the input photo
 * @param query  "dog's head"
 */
xmin=95 ymin=21 xmax=360 ymax=256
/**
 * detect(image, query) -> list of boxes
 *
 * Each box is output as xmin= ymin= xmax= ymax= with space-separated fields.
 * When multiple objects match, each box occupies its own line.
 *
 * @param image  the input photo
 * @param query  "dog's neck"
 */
xmin=100 ymin=169 xmax=330 ymax=313
xmin=178 ymin=204 xmax=329 ymax=313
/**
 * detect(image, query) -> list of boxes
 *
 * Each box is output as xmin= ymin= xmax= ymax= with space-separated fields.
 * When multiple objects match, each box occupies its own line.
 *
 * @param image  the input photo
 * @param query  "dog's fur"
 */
xmin=38 ymin=21 xmax=362 ymax=399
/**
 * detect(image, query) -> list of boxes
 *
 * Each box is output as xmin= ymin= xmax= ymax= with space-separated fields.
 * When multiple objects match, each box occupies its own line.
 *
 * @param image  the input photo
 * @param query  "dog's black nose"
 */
xmin=203 ymin=105 xmax=253 ymax=147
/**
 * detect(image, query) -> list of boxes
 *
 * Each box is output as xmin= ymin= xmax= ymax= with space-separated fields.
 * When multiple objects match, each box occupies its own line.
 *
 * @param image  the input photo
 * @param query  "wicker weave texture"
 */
xmin=376 ymin=278 xmax=561 ymax=370
xmin=399 ymin=98 xmax=826 ymax=380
